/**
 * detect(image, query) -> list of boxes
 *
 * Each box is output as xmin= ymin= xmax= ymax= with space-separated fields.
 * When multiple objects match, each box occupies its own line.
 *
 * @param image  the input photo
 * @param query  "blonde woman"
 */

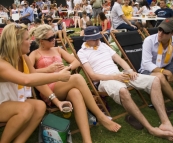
xmin=29 ymin=24 xmax=121 ymax=143
xmin=0 ymin=23 xmax=73 ymax=142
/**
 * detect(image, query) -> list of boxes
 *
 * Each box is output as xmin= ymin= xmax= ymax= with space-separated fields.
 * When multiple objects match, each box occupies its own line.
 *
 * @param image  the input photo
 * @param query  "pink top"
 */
xmin=35 ymin=50 xmax=63 ymax=71
xmin=35 ymin=50 xmax=63 ymax=106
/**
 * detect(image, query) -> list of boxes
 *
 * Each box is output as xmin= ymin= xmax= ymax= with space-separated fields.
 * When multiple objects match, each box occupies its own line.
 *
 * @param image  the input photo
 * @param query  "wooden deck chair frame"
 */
xmin=66 ymin=34 xmax=139 ymax=120
xmin=143 ymin=27 xmax=158 ymax=37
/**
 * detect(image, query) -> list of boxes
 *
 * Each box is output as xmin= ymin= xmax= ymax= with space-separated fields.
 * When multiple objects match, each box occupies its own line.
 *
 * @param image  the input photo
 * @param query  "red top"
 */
xmin=102 ymin=19 xmax=111 ymax=31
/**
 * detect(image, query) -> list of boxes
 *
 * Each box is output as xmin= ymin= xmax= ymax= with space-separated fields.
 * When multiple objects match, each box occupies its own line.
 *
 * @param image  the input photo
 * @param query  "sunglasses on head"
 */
xmin=158 ymin=27 xmax=171 ymax=35
xmin=42 ymin=35 xmax=55 ymax=42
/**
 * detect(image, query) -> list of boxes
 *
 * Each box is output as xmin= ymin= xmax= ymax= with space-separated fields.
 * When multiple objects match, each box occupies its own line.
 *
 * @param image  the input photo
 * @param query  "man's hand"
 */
xmin=113 ymin=73 xmax=130 ymax=83
xmin=130 ymin=24 xmax=137 ymax=29
xmin=163 ymin=70 xmax=173 ymax=82
xmin=128 ymin=71 xmax=138 ymax=81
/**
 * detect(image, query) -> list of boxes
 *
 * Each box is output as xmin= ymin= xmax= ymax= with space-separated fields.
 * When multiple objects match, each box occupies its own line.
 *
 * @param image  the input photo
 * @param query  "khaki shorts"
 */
xmin=98 ymin=74 xmax=156 ymax=105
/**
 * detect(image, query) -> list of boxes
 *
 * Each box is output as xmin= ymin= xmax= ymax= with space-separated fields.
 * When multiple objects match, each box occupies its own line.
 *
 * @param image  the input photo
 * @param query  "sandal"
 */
xmin=125 ymin=115 xmax=144 ymax=130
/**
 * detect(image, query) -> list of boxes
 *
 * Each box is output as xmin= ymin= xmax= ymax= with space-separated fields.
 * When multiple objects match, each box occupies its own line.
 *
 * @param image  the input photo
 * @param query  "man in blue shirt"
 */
xmin=140 ymin=18 xmax=173 ymax=105
xmin=151 ymin=0 xmax=173 ymax=26
xmin=19 ymin=1 xmax=34 ymax=25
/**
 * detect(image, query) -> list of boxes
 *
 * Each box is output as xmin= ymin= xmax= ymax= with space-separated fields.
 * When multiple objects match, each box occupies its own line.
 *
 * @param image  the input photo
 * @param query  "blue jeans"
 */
xmin=117 ymin=23 xmax=137 ymax=31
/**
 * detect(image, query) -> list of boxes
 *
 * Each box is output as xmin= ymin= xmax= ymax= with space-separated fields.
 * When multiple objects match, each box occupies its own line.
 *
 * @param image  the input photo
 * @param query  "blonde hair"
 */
xmin=0 ymin=23 xmax=28 ymax=68
xmin=34 ymin=24 xmax=52 ymax=44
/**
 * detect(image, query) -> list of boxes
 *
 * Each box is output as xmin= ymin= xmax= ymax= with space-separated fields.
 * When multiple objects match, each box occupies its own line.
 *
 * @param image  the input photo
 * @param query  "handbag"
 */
xmin=40 ymin=113 xmax=72 ymax=143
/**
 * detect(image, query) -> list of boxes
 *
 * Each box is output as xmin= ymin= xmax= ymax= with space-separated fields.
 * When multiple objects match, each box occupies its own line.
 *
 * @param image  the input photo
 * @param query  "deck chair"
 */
xmin=110 ymin=30 xmax=145 ymax=72
xmin=66 ymin=34 xmax=141 ymax=120
xmin=143 ymin=27 xmax=158 ymax=37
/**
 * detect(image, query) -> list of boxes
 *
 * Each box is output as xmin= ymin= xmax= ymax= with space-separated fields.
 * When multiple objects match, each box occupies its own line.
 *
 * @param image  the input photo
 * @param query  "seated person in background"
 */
xmin=150 ymin=0 xmax=173 ymax=26
xmin=78 ymin=26 xmax=173 ymax=141
xmin=80 ymin=20 xmax=93 ymax=36
xmin=132 ymin=2 xmax=139 ymax=15
xmin=80 ymin=11 xmax=90 ymax=30
xmin=0 ymin=23 xmax=73 ymax=142
xmin=73 ymin=11 xmax=81 ymax=28
xmin=83 ymin=2 xmax=92 ymax=19
xmin=122 ymin=0 xmax=143 ymax=30
xmin=111 ymin=0 xmax=137 ymax=31
xmin=99 ymin=12 xmax=111 ymax=34
xmin=150 ymin=1 xmax=160 ymax=12
xmin=137 ymin=0 xmax=153 ymax=28
xmin=19 ymin=1 xmax=34 ymax=25
xmin=29 ymin=24 xmax=121 ymax=143
xmin=44 ymin=15 xmax=67 ymax=44
xmin=139 ymin=18 xmax=173 ymax=106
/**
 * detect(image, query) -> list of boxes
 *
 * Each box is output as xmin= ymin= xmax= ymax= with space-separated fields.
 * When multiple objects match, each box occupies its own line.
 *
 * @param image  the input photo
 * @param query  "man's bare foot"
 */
xmin=149 ymin=127 xmax=173 ymax=141
xmin=97 ymin=115 xmax=121 ymax=132
xmin=159 ymin=123 xmax=173 ymax=133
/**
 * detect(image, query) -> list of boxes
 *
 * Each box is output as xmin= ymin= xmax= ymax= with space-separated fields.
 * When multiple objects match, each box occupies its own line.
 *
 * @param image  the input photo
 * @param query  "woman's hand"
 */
xmin=58 ymin=66 xmax=71 ymax=82
xmin=57 ymin=101 xmax=73 ymax=112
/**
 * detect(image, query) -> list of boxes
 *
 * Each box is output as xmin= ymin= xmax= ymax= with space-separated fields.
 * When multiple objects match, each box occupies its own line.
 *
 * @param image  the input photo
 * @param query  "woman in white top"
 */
xmin=137 ymin=0 xmax=153 ymax=27
xmin=137 ymin=0 xmax=151 ymax=15
xmin=0 ymin=23 xmax=72 ymax=142
xmin=10 ymin=3 xmax=19 ymax=17
xmin=80 ymin=11 xmax=90 ymax=29
xmin=83 ymin=2 xmax=92 ymax=18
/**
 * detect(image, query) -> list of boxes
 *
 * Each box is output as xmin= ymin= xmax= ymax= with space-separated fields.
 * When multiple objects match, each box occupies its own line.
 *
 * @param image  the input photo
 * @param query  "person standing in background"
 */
xmin=90 ymin=0 xmax=105 ymax=26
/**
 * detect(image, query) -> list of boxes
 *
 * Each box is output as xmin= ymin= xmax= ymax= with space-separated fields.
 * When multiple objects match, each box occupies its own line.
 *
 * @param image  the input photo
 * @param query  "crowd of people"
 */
xmin=0 ymin=0 xmax=173 ymax=142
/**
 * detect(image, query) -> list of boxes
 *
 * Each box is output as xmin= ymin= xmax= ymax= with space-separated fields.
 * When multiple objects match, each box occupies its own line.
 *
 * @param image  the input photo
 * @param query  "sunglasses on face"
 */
xmin=158 ymin=27 xmax=171 ymax=35
xmin=42 ymin=35 xmax=55 ymax=42
xmin=47 ymin=19 xmax=52 ymax=22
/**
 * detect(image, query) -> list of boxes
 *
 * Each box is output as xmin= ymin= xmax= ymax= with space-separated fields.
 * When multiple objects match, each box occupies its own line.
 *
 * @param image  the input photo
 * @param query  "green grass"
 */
xmin=1 ymin=28 xmax=173 ymax=143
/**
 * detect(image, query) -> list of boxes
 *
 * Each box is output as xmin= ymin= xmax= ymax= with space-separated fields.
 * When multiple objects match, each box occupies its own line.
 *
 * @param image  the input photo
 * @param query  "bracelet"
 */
xmin=48 ymin=93 xmax=56 ymax=101
xmin=160 ymin=68 xmax=164 ymax=73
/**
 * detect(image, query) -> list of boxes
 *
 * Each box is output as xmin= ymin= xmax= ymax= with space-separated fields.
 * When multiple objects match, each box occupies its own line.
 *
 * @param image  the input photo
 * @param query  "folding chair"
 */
xmin=66 ymin=35 xmax=134 ymax=120
xmin=110 ymin=30 xmax=145 ymax=72
xmin=143 ymin=27 xmax=158 ymax=37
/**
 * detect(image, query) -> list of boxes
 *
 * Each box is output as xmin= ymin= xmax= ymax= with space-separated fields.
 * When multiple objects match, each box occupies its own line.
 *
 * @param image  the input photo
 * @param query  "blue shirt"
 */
xmin=139 ymin=34 xmax=173 ymax=73
xmin=155 ymin=8 xmax=173 ymax=18
xmin=22 ymin=6 xmax=34 ymax=22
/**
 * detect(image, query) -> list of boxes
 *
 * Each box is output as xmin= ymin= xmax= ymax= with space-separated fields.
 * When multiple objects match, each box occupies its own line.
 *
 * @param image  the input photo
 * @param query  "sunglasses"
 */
xmin=42 ymin=35 xmax=55 ymax=42
xmin=158 ymin=27 xmax=171 ymax=35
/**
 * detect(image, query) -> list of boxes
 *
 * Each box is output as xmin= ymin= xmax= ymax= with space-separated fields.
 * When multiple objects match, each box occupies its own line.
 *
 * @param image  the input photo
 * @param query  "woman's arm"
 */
xmin=80 ymin=18 xmax=83 ymax=29
xmin=0 ymin=56 xmax=71 ymax=86
xmin=137 ymin=6 xmax=144 ymax=14
xmin=58 ymin=47 xmax=80 ymax=70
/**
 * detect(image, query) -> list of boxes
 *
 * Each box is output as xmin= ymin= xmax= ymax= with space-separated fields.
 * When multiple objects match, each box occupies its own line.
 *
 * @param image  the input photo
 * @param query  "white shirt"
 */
xmin=139 ymin=34 xmax=173 ymax=73
xmin=151 ymin=6 xmax=160 ymax=12
xmin=73 ymin=0 xmax=82 ymax=6
xmin=83 ymin=5 xmax=92 ymax=13
xmin=78 ymin=41 xmax=120 ymax=75
xmin=111 ymin=2 xmax=125 ymax=29
xmin=66 ymin=0 xmax=73 ymax=10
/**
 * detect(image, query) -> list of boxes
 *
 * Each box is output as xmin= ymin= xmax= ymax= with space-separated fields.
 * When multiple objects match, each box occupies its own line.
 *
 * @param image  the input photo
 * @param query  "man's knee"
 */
xmin=152 ymin=73 xmax=167 ymax=83
xmin=119 ymin=88 xmax=131 ymax=103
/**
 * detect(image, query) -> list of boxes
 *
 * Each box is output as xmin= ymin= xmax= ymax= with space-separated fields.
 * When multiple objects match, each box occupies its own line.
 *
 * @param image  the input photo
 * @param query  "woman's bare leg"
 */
xmin=66 ymin=88 xmax=92 ymax=143
xmin=62 ymin=29 xmax=67 ymax=44
xmin=0 ymin=101 xmax=34 ymax=143
xmin=78 ymin=19 xmax=81 ymax=28
xmin=13 ymin=99 xmax=46 ymax=142
xmin=53 ymin=74 xmax=121 ymax=132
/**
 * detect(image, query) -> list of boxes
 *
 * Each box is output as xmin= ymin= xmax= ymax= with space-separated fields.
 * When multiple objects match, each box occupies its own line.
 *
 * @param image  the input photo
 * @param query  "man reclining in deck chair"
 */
xmin=78 ymin=26 xmax=173 ymax=141
xmin=140 ymin=18 xmax=173 ymax=112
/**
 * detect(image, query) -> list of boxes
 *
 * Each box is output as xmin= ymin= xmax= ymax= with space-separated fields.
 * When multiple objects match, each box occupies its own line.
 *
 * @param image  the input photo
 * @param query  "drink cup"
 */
xmin=142 ymin=14 xmax=145 ymax=18
xmin=62 ymin=104 xmax=71 ymax=118
xmin=122 ymin=70 xmax=130 ymax=83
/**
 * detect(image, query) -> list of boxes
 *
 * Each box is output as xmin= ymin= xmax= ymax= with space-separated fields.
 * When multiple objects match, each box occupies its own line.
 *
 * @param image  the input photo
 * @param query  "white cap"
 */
xmin=135 ymin=2 xmax=139 ymax=5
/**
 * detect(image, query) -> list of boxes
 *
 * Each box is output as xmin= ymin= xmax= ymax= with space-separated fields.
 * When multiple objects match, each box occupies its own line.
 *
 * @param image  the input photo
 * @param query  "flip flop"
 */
xmin=125 ymin=115 xmax=144 ymax=130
